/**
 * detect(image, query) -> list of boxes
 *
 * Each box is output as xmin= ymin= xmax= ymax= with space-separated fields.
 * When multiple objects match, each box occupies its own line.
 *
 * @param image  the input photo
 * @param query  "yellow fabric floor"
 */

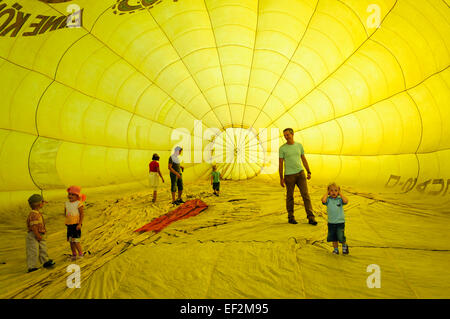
xmin=1 ymin=179 xmax=449 ymax=299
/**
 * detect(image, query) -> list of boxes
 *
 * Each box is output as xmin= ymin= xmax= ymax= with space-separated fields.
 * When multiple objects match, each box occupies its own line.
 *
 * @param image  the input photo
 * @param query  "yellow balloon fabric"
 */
xmin=1 ymin=0 xmax=450 ymax=300
xmin=0 ymin=0 xmax=449 ymax=207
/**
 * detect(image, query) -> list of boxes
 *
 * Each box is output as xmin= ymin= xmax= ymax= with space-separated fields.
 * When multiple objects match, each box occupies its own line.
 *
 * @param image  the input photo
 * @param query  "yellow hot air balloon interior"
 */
xmin=0 ymin=0 xmax=449 ymax=298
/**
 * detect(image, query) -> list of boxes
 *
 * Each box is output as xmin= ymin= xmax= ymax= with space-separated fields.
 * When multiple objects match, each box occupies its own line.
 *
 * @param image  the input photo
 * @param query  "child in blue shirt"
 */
xmin=321 ymin=183 xmax=349 ymax=255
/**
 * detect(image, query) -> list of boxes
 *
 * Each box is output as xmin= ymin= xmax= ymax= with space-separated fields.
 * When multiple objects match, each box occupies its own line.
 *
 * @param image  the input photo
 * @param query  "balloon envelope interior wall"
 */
xmin=0 ymin=0 xmax=449 ymax=210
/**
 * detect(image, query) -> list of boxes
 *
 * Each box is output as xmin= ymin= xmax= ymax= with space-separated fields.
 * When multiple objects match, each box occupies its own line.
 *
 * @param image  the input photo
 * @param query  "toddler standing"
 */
xmin=321 ymin=183 xmax=349 ymax=255
xmin=65 ymin=186 xmax=86 ymax=260
xmin=26 ymin=194 xmax=55 ymax=272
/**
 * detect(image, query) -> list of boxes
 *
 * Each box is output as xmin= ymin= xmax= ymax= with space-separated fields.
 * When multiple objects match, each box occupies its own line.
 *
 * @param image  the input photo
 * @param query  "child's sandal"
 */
xmin=342 ymin=244 xmax=349 ymax=255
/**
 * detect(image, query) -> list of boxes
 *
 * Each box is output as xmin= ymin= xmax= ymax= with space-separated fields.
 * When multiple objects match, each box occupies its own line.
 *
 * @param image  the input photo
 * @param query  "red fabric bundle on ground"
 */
xmin=134 ymin=199 xmax=208 ymax=233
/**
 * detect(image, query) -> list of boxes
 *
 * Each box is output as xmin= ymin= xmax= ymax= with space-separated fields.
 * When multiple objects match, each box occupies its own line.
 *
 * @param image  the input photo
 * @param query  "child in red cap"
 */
xmin=65 ymin=186 xmax=86 ymax=260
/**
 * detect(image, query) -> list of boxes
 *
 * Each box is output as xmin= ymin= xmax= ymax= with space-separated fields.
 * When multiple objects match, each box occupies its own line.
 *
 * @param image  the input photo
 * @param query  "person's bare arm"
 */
xmin=77 ymin=206 xmax=84 ymax=230
xmin=168 ymin=163 xmax=181 ymax=178
xmin=279 ymin=158 xmax=285 ymax=187
xmin=321 ymin=191 xmax=329 ymax=204
xmin=301 ymin=154 xmax=311 ymax=180
xmin=157 ymin=167 xmax=164 ymax=182
xmin=339 ymin=189 xmax=349 ymax=204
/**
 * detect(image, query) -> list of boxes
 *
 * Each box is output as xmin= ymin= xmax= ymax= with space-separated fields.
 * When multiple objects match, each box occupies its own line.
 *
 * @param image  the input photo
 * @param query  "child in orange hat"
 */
xmin=64 ymin=186 xmax=86 ymax=260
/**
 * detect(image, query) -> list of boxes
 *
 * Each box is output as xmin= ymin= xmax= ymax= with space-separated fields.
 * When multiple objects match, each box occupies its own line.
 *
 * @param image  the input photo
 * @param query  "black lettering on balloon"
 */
xmin=23 ymin=14 xmax=49 ymax=36
xmin=0 ymin=7 xmax=31 ymax=37
xmin=38 ymin=15 xmax=66 ymax=33
xmin=0 ymin=8 xmax=15 ymax=34
xmin=442 ymin=179 xmax=450 ymax=196
xmin=112 ymin=0 xmax=176 ymax=15
xmin=38 ymin=0 xmax=74 ymax=3
xmin=416 ymin=179 xmax=431 ymax=193
xmin=0 ymin=1 xmax=83 ymax=37
xmin=428 ymin=179 xmax=444 ymax=195
xmin=402 ymin=177 xmax=417 ymax=192
xmin=117 ymin=0 xmax=142 ymax=12
xmin=142 ymin=0 xmax=159 ymax=8
xmin=385 ymin=174 xmax=400 ymax=188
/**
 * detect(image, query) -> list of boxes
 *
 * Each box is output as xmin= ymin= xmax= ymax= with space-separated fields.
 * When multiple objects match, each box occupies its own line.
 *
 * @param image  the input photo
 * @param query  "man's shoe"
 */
xmin=43 ymin=260 xmax=55 ymax=268
xmin=308 ymin=218 xmax=318 ymax=226
xmin=27 ymin=267 xmax=39 ymax=273
xmin=332 ymin=248 xmax=339 ymax=255
xmin=288 ymin=218 xmax=298 ymax=224
xmin=178 ymin=199 xmax=185 ymax=204
xmin=342 ymin=244 xmax=349 ymax=255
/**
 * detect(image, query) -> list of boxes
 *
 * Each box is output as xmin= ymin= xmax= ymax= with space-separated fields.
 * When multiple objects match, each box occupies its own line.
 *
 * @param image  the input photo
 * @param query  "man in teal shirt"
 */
xmin=279 ymin=128 xmax=317 ymax=225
